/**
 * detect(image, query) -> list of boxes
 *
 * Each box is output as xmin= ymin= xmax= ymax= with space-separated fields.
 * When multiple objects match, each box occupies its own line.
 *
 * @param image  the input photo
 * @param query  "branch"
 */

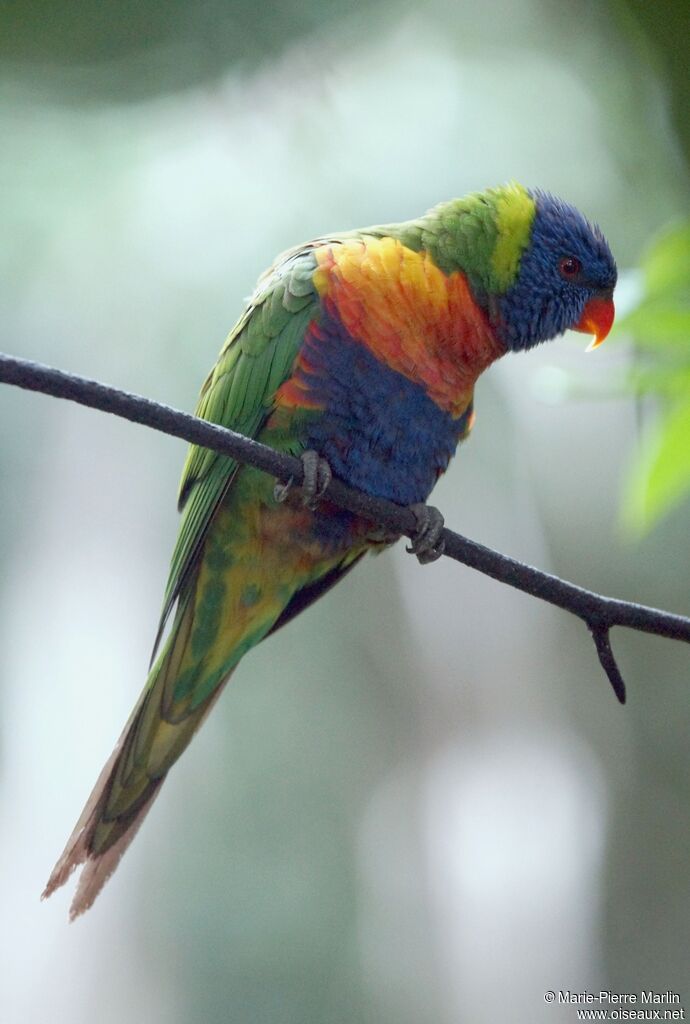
xmin=2 ymin=352 xmax=689 ymax=704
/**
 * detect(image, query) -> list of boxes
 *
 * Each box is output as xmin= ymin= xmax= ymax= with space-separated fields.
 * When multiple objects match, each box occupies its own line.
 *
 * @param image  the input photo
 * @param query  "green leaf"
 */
xmin=622 ymin=399 xmax=690 ymax=536
xmin=615 ymin=291 xmax=690 ymax=349
xmin=627 ymin=362 xmax=690 ymax=397
xmin=643 ymin=222 xmax=690 ymax=298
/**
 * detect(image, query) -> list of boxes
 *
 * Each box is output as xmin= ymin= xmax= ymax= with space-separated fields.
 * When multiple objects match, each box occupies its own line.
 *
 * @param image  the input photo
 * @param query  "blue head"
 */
xmin=497 ymin=191 xmax=617 ymax=352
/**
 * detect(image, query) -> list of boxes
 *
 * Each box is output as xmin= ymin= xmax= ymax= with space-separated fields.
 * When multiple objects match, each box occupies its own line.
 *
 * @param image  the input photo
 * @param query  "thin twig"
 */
xmin=589 ymin=624 xmax=628 ymax=704
xmin=2 ymin=351 xmax=689 ymax=704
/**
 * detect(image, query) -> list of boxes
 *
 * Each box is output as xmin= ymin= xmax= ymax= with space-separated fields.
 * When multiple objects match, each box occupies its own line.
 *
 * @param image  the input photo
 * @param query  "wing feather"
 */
xmin=152 ymin=248 xmax=320 ymax=658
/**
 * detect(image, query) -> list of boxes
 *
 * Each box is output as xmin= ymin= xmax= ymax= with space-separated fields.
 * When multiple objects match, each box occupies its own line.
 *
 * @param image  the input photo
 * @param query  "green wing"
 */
xmin=152 ymin=246 xmax=320 ymax=655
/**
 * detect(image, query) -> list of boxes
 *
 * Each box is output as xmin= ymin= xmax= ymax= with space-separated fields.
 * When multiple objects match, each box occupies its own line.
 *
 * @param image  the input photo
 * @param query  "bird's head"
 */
xmin=486 ymin=186 xmax=617 ymax=352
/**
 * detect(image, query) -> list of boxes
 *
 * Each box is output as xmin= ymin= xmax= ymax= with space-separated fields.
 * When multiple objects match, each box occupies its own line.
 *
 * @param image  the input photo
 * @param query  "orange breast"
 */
xmin=312 ymin=236 xmax=504 ymax=417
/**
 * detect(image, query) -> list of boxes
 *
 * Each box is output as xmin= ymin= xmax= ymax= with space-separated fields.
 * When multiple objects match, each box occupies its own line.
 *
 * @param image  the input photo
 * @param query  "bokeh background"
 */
xmin=1 ymin=1 xmax=688 ymax=1021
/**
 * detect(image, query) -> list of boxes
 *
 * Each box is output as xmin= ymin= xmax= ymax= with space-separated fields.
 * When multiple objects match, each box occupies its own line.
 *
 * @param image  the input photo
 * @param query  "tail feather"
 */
xmin=42 ymin=778 xmax=163 ymax=919
xmin=42 ymin=592 xmax=232 ymax=919
xmin=41 ymin=485 xmax=336 ymax=917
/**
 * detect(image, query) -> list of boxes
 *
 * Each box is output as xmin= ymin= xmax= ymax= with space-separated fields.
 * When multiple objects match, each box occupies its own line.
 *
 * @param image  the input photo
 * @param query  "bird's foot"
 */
xmin=274 ymin=451 xmax=332 ymax=509
xmin=406 ymin=503 xmax=445 ymax=564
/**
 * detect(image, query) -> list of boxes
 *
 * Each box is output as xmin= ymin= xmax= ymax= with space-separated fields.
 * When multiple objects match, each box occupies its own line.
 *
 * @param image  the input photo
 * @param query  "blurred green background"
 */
xmin=1 ymin=1 xmax=688 ymax=1022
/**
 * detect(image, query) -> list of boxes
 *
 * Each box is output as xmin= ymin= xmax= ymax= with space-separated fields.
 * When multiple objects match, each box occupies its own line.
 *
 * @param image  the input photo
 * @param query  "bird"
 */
xmin=43 ymin=182 xmax=617 ymax=917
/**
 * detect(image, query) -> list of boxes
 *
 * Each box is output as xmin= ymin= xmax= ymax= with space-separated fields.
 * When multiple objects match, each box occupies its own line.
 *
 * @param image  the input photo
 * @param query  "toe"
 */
xmin=300 ymin=451 xmax=332 ymax=508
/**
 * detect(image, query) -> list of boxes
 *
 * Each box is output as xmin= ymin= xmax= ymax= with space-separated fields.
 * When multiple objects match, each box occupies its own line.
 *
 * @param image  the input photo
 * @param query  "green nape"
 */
xmin=373 ymin=182 xmax=536 ymax=298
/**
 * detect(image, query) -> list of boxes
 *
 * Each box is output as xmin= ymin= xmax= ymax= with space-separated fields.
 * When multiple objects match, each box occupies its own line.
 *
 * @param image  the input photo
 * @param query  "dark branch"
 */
xmin=2 ymin=351 xmax=689 ymax=703
xmin=589 ymin=624 xmax=627 ymax=705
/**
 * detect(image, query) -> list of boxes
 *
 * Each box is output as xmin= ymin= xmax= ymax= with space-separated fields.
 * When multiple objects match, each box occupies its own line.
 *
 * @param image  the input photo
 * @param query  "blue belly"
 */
xmin=298 ymin=310 xmax=471 ymax=507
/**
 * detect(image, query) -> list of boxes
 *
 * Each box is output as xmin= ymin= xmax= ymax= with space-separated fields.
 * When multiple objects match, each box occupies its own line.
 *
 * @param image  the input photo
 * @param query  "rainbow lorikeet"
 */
xmin=44 ymin=183 xmax=616 ymax=917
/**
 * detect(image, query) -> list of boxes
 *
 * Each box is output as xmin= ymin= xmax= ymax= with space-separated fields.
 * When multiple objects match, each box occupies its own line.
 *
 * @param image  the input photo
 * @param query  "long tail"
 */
xmin=42 ymin=594 xmax=232 ymax=919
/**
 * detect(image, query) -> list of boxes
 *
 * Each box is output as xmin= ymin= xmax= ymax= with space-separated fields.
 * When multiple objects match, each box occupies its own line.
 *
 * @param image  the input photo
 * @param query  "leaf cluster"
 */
xmin=616 ymin=223 xmax=690 ymax=536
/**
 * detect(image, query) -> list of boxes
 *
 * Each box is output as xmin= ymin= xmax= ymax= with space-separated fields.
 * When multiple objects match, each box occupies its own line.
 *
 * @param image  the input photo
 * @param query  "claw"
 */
xmin=274 ymin=451 xmax=332 ymax=508
xmin=406 ymin=503 xmax=445 ymax=564
xmin=273 ymin=477 xmax=294 ymax=503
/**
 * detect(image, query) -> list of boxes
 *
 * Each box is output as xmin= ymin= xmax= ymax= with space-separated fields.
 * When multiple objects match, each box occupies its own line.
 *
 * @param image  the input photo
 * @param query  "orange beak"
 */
xmin=574 ymin=295 xmax=615 ymax=351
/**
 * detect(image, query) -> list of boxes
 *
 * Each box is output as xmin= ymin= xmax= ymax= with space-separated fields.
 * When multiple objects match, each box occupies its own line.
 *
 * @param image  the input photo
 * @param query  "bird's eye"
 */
xmin=559 ymin=256 xmax=582 ymax=279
